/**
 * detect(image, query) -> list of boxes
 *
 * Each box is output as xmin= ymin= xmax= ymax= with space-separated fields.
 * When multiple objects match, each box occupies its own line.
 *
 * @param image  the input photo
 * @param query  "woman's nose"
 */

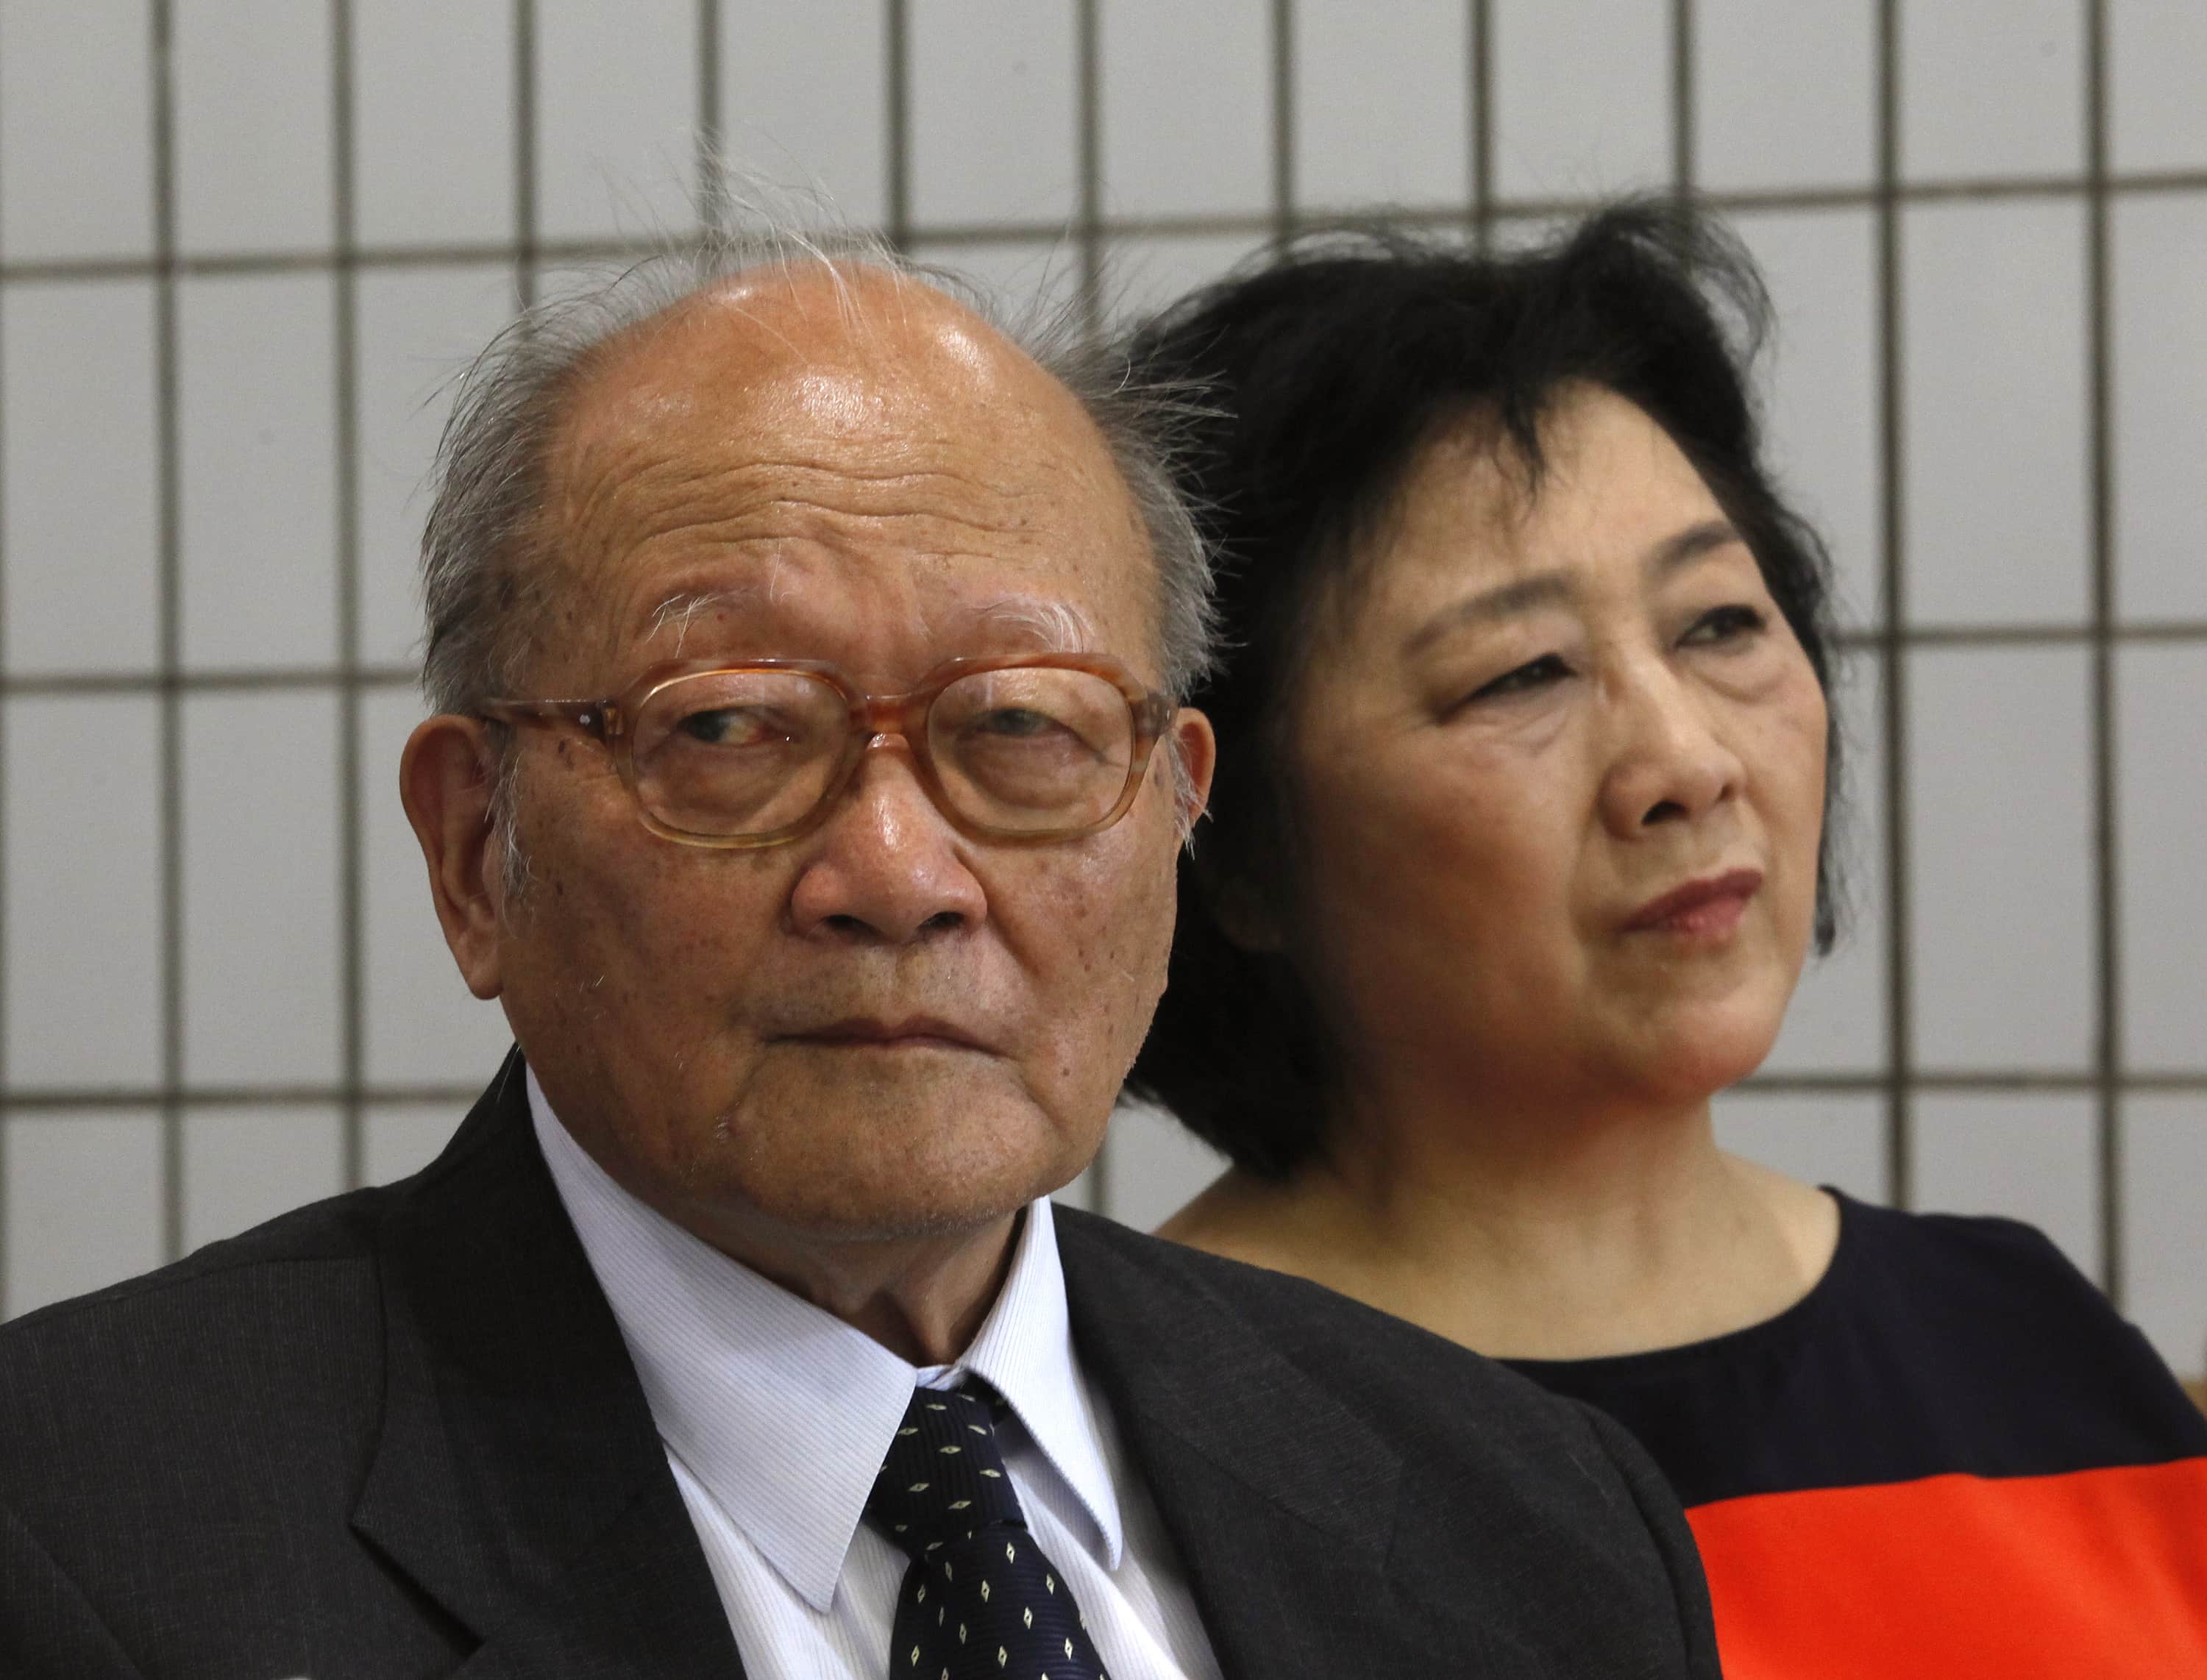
xmin=1596 ymin=669 xmax=1746 ymax=840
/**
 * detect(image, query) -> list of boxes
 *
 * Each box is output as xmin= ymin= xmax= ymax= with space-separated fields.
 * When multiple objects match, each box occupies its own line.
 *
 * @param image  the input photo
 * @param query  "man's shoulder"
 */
xmin=4 ymin=1181 xmax=388 ymax=1342
xmin=1053 ymin=1207 xmax=1721 ymax=1674
xmin=0 ymin=1185 xmax=398 ymax=1476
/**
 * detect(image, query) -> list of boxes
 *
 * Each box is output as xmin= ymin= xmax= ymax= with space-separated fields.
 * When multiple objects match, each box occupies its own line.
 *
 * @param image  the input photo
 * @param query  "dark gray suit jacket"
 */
xmin=0 ymin=1056 xmax=1721 ymax=1678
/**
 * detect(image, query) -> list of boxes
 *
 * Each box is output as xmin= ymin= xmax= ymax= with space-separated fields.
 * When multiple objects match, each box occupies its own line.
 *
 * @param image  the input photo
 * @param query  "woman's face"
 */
xmin=1278 ymin=385 xmax=1829 ymax=1122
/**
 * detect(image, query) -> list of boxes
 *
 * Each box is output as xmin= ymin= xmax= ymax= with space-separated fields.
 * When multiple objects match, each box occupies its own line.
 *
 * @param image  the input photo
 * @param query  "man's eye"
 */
xmin=1681 ymin=604 xmax=1767 ymax=646
xmin=970 ymin=707 xmax=1065 ymax=741
xmin=678 ymin=707 xmax=785 ymax=746
xmin=1465 ymin=653 xmax=1572 ymax=704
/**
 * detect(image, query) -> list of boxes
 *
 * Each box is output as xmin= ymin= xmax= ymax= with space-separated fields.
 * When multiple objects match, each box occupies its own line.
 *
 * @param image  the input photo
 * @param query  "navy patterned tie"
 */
xmin=864 ymin=1384 xmax=1109 ymax=1680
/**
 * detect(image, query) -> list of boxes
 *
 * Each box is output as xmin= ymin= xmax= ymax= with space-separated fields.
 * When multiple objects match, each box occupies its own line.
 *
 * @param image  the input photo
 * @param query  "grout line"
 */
xmin=6 ymin=174 xmax=2207 ymax=287
xmin=150 ymin=0 xmax=185 ymax=1264
xmin=2084 ymin=0 xmax=2123 ymax=1303
xmin=1671 ymin=0 xmax=1695 ymax=196
xmin=1744 ymin=1070 xmax=2207 ymax=1095
xmin=332 ymin=0 xmax=366 ymax=1195
xmin=7 ymin=1069 xmax=2205 ymax=1115
xmin=2 ymin=1086 xmax=497 ymax=1112
xmin=1075 ymin=0 xmax=1102 ymax=341
xmin=1469 ymin=0 xmax=1493 ymax=249
xmin=513 ymin=0 xmax=538 ymax=309
xmin=1 ymin=623 xmax=2204 ymax=701
xmin=697 ymin=0 xmax=726 ymax=235
xmin=1875 ymin=0 xmax=1913 ymax=1211
xmin=1834 ymin=620 xmax=2207 ymax=649
xmin=0 ymin=665 xmax=425 ymax=697
xmin=1270 ymin=0 xmax=1296 ymax=238
xmin=0 ymin=44 xmax=10 ymax=1314
xmin=1074 ymin=0 xmax=1104 ymax=1220
xmin=885 ymin=0 xmax=911 ymax=251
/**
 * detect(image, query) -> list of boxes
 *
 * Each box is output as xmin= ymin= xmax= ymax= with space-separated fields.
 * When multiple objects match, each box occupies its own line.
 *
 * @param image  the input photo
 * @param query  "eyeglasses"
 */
xmin=479 ymin=653 xmax=1178 ymax=848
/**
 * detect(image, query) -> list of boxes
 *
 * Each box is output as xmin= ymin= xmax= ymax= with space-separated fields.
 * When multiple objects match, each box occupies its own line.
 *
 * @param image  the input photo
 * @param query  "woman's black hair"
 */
xmin=1120 ymin=200 xmax=1844 ymax=1181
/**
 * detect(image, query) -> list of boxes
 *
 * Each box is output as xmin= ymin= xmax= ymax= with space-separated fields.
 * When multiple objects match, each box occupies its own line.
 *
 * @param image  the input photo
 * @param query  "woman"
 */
xmin=1123 ymin=205 xmax=2207 ymax=1676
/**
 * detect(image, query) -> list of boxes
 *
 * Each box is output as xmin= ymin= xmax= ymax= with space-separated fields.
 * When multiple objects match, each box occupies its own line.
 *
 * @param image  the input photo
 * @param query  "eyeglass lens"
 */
xmin=629 ymin=668 xmax=1138 ymax=839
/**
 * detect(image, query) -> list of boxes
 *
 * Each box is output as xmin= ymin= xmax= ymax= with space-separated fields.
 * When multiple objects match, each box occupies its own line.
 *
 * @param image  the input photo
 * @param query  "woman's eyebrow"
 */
xmin=1401 ymin=519 xmax=1749 ymax=657
xmin=1646 ymin=518 xmax=1747 ymax=581
xmin=1401 ymin=572 xmax=1574 ymax=656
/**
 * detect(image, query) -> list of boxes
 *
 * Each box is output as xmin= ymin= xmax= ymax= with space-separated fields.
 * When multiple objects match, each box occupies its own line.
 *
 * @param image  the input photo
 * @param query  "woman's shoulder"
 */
xmin=1797 ymin=1192 xmax=2207 ymax=1465
xmin=1509 ymin=1191 xmax=2207 ymax=1506
xmin=1832 ymin=1193 xmax=2104 ymax=1311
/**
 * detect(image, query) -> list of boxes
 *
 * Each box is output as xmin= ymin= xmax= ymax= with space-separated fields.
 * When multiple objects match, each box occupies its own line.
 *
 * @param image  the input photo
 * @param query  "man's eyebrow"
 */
xmin=1399 ymin=519 xmax=1748 ymax=658
xmin=975 ymin=597 xmax=1097 ymax=652
xmin=644 ymin=583 xmax=773 ymax=648
xmin=640 ymin=587 xmax=1098 ymax=655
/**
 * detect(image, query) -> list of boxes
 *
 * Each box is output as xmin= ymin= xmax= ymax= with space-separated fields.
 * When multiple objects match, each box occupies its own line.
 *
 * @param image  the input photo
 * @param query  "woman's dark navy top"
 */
xmin=1504 ymin=1192 xmax=2207 ymax=1678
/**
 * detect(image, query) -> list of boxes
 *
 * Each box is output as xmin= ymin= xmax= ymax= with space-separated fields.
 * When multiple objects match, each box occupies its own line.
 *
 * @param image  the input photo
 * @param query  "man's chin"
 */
xmin=686 ymin=1078 xmax=1097 ymax=1245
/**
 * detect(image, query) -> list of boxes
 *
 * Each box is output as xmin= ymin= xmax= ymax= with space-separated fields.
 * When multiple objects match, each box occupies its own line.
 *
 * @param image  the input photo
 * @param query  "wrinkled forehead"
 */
xmin=533 ymin=266 xmax=1159 ymax=676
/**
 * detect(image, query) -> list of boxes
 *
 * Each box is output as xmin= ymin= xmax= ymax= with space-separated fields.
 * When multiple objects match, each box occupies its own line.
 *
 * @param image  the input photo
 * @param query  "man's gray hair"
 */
xmin=419 ymin=220 xmax=1218 ymax=738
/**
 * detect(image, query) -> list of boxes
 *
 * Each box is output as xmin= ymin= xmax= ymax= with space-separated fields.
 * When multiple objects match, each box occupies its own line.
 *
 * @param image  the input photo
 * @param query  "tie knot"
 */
xmin=866 ymin=1386 xmax=1028 ymax=1559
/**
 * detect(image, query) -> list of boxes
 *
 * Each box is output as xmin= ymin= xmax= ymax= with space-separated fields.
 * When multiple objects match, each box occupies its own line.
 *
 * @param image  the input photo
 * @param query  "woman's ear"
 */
xmin=1210 ymin=875 xmax=1287 ymax=952
xmin=1191 ymin=836 xmax=1287 ymax=954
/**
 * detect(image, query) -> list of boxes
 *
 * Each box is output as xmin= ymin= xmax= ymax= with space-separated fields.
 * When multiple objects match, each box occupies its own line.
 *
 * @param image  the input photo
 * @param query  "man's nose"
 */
xmin=1595 ymin=665 xmax=1745 ymax=840
xmin=786 ymin=737 xmax=988 ymax=942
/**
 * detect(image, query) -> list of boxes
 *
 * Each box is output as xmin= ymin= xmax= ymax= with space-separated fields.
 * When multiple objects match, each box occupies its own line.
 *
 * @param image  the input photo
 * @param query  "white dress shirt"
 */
xmin=528 ymin=1072 xmax=1223 ymax=1680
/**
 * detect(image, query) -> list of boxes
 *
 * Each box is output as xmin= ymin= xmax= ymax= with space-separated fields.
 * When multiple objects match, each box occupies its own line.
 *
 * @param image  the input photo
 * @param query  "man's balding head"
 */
xmin=398 ymin=232 xmax=1215 ymax=1352
xmin=421 ymin=236 xmax=1212 ymax=730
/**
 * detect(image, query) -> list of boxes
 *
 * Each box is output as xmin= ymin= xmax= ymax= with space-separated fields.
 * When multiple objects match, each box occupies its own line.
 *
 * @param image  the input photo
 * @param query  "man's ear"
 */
xmin=1172 ymin=712 xmax=1287 ymax=955
xmin=1169 ymin=706 xmax=1218 ymax=837
xmin=399 ymin=714 xmax=509 ymax=1000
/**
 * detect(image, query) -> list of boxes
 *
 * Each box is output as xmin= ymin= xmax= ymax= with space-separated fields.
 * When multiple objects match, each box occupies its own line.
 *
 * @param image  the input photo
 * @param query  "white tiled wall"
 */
xmin=0 ymin=3 xmax=2199 ymax=1382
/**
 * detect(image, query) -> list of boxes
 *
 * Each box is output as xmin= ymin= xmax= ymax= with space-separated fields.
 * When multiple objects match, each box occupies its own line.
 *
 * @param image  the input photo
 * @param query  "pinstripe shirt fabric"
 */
xmin=529 ymin=1074 xmax=1223 ymax=1680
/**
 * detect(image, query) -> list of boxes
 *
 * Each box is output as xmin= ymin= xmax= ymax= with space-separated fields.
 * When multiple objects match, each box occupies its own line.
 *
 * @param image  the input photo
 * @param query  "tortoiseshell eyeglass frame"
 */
xmin=477 ymin=652 xmax=1179 ymax=849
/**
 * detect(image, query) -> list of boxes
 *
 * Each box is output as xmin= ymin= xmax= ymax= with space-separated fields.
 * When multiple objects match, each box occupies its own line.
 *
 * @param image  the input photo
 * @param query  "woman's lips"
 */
xmin=1623 ymin=867 xmax=1764 ymax=938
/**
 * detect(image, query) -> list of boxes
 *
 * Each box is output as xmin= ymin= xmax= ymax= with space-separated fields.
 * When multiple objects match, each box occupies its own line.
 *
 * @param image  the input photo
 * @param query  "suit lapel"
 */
xmin=1056 ymin=1212 xmax=1410 ymax=1680
xmin=352 ymin=1053 xmax=747 ymax=1678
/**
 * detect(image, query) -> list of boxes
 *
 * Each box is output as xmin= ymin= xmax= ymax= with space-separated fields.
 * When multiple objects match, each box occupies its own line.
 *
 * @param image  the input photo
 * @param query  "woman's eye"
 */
xmin=1681 ymin=604 xmax=1767 ymax=647
xmin=1465 ymin=652 xmax=1572 ymax=704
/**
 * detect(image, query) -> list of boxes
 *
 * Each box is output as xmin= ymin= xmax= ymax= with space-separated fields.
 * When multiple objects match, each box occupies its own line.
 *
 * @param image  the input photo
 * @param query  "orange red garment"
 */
xmin=1506 ymin=1193 xmax=2207 ymax=1676
xmin=1691 ymin=1458 xmax=2207 ymax=1676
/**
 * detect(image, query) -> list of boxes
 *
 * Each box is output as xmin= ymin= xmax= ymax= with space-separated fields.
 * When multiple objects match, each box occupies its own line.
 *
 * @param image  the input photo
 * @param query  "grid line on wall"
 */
xmin=4 ymin=1065 xmax=2203 ymax=1115
xmin=0 ymin=2 xmax=2199 ymax=1325
xmin=1073 ymin=0 xmax=1103 ymax=336
xmin=149 ymin=0 xmax=186 ymax=1264
xmin=0 ymin=16 xmax=10 ymax=1314
xmin=1874 ymin=0 xmax=1915 ymax=1216
xmin=697 ymin=0 xmax=725 ymax=237
xmin=1671 ymin=0 xmax=1696 ymax=195
xmin=1270 ymin=0 xmax=1296 ymax=240
xmin=331 ymin=0 xmax=367 ymax=1197
xmin=8 ymin=168 xmax=2207 ymax=288
xmin=2083 ymin=0 xmax=2124 ymax=1302
xmin=1468 ymin=0 xmax=1493 ymax=248
xmin=884 ymin=0 xmax=911 ymax=251
xmin=513 ymin=0 xmax=538 ymax=310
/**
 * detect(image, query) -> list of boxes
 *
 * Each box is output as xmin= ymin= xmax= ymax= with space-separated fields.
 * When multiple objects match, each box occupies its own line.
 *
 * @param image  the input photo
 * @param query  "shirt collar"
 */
xmin=525 ymin=1069 xmax=1125 ymax=1611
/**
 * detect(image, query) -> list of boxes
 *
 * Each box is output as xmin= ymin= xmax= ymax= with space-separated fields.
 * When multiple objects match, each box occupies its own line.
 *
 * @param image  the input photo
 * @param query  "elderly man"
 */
xmin=0 ymin=235 xmax=1719 ymax=1679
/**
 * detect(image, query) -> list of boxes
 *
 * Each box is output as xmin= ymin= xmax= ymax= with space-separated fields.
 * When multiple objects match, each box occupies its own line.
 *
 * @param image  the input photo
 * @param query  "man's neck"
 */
xmin=683 ymin=1205 xmax=1028 ymax=1367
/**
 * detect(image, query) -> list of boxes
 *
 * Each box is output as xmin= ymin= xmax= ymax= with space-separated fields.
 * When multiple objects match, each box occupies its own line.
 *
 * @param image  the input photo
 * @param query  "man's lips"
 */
xmin=1623 ymin=867 xmax=1764 ymax=935
xmin=777 ymin=1017 xmax=998 ymax=1053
